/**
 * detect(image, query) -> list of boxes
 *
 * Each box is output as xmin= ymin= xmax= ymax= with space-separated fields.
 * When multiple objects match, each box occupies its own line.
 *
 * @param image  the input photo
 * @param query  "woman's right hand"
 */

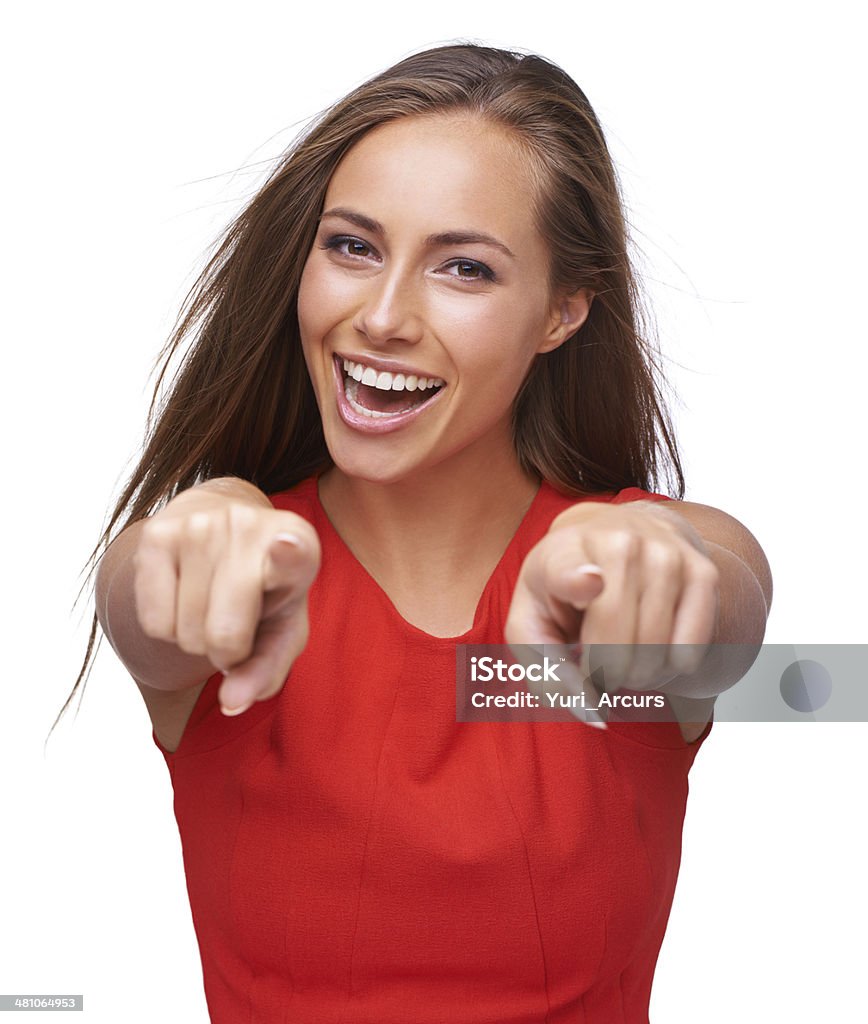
xmin=132 ymin=477 xmax=321 ymax=715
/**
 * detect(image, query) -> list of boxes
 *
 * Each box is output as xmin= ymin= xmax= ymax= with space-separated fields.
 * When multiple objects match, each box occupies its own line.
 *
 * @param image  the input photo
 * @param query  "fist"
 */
xmin=505 ymin=499 xmax=720 ymax=704
xmin=133 ymin=481 xmax=321 ymax=713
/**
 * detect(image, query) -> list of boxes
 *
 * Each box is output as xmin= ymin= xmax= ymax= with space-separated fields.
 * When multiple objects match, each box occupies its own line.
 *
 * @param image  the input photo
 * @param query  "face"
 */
xmin=297 ymin=113 xmax=590 ymax=486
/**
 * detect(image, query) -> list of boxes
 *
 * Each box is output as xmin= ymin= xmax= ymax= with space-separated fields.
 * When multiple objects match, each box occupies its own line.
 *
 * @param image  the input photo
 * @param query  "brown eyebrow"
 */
xmin=319 ymin=206 xmax=517 ymax=261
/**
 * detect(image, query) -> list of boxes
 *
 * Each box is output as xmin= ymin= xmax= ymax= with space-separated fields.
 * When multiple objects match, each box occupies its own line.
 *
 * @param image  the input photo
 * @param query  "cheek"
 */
xmin=297 ymin=259 xmax=359 ymax=343
xmin=296 ymin=260 xmax=319 ymax=342
xmin=458 ymin=313 xmax=544 ymax=383
xmin=296 ymin=274 xmax=339 ymax=387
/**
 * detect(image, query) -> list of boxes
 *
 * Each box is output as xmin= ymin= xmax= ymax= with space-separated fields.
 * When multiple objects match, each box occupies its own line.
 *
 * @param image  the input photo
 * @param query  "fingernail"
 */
xmin=571 ymin=708 xmax=608 ymax=730
xmin=274 ymin=532 xmax=301 ymax=547
xmin=220 ymin=699 xmax=253 ymax=717
xmin=558 ymin=661 xmax=608 ymax=729
xmin=573 ymin=563 xmax=603 ymax=578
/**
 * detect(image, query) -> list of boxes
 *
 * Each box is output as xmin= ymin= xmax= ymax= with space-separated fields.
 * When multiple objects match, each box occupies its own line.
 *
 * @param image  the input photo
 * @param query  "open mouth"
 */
xmin=336 ymin=356 xmax=445 ymax=419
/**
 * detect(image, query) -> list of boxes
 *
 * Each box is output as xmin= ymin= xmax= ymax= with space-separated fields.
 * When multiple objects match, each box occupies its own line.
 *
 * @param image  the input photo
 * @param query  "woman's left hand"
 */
xmin=504 ymin=499 xmax=721 ymax=694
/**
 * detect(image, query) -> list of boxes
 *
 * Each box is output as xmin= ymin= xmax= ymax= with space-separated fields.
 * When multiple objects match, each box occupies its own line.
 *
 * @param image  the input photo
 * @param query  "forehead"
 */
xmin=323 ymin=114 xmax=543 ymax=252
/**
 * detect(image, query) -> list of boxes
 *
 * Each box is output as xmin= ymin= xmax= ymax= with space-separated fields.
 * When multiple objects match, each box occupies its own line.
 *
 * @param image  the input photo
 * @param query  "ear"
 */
xmin=537 ymin=287 xmax=594 ymax=355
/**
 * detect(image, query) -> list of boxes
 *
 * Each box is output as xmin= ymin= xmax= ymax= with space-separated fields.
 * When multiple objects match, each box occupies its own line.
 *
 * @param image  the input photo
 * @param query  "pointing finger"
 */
xmin=546 ymin=563 xmax=605 ymax=610
xmin=262 ymin=531 xmax=320 ymax=596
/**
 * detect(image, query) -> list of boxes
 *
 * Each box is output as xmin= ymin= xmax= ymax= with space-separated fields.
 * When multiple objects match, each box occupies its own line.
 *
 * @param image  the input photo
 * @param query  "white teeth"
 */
xmin=344 ymin=375 xmax=414 ymax=418
xmin=341 ymin=357 xmax=444 ymax=392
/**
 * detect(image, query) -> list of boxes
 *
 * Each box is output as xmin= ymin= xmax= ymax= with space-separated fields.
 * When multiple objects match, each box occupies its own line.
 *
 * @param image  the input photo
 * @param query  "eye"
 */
xmin=442 ymin=258 xmax=496 ymax=283
xmin=319 ymin=235 xmax=377 ymax=260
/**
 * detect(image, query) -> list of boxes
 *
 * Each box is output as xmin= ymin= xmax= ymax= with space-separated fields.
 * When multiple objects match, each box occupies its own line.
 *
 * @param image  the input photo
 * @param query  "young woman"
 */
xmin=67 ymin=43 xmax=771 ymax=1024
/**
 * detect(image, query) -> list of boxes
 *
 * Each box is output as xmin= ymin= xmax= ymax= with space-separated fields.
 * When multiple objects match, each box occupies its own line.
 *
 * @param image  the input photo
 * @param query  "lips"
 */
xmin=331 ymin=354 xmax=446 ymax=434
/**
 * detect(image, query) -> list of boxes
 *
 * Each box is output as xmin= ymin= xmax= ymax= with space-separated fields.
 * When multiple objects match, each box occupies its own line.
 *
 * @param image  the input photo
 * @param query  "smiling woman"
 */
xmin=58 ymin=41 xmax=769 ymax=1024
xmin=297 ymin=113 xmax=591 ymax=487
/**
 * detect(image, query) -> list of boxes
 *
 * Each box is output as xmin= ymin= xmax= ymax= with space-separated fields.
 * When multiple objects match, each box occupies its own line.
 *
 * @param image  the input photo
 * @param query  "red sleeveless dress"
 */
xmin=154 ymin=477 xmax=712 ymax=1023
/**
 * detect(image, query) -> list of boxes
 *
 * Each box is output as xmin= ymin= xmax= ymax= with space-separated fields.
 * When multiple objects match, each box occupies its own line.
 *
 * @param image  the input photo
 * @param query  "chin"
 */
xmin=324 ymin=443 xmax=419 ymax=487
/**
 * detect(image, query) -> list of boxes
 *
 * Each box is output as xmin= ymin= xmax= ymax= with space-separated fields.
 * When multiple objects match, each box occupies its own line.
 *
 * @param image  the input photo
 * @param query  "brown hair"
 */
xmin=54 ymin=42 xmax=684 ymax=735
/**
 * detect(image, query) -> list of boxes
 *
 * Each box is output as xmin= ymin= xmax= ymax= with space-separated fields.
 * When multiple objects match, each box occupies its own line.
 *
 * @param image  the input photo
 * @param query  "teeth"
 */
xmin=344 ymin=375 xmax=419 ymax=418
xmin=342 ymin=357 xmax=444 ymax=392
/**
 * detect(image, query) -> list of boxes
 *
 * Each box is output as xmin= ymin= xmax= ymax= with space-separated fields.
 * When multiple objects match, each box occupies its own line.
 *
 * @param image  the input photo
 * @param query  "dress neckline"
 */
xmin=311 ymin=475 xmax=547 ymax=643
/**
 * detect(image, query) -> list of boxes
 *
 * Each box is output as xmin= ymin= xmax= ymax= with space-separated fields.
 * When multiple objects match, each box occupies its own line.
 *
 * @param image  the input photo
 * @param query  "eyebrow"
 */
xmin=319 ymin=206 xmax=517 ymax=261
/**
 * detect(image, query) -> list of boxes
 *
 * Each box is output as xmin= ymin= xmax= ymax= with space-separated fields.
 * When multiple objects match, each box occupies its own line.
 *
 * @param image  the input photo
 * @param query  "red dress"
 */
xmin=153 ymin=476 xmax=712 ymax=1023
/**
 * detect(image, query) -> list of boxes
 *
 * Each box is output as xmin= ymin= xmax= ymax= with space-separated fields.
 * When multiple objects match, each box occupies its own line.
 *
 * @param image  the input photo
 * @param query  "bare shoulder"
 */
xmin=660 ymin=499 xmax=773 ymax=611
xmin=134 ymin=677 xmax=209 ymax=754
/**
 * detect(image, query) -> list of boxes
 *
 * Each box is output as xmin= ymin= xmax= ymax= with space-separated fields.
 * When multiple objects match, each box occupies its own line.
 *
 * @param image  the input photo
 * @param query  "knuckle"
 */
xmin=175 ymin=630 xmax=205 ymax=655
xmin=138 ymin=609 xmax=168 ymax=639
xmin=606 ymin=529 xmax=642 ymax=560
xmin=184 ymin=511 xmax=214 ymax=541
xmin=625 ymin=659 xmax=658 ymax=689
xmin=226 ymin=502 xmax=260 ymax=535
xmin=644 ymin=543 xmax=682 ymax=578
xmin=176 ymin=633 xmax=207 ymax=657
xmin=138 ymin=517 xmax=176 ymax=553
xmin=693 ymin=557 xmax=721 ymax=587
xmin=133 ymin=578 xmax=168 ymax=635
xmin=207 ymin=622 xmax=252 ymax=661
xmin=679 ymin=643 xmax=709 ymax=673
xmin=175 ymin=617 xmax=206 ymax=654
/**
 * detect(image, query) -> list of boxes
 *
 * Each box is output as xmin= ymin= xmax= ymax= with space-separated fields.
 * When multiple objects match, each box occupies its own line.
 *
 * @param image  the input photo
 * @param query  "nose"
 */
xmin=351 ymin=264 xmax=424 ymax=347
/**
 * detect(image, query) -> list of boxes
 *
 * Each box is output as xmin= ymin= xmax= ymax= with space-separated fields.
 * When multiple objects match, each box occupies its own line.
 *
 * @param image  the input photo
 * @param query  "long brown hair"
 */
xmin=54 ymin=42 xmax=685 ymax=735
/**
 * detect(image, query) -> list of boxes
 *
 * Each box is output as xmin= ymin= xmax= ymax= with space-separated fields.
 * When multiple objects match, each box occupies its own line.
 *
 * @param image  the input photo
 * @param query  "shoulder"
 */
xmin=537 ymin=480 xmax=670 ymax=524
xmin=268 ymin=474 xmax=319 ymax=503
xmin=268 ymin=475 xmax=320 ymax=518
xmin=652 ymin=499 xmax=773 ymax=612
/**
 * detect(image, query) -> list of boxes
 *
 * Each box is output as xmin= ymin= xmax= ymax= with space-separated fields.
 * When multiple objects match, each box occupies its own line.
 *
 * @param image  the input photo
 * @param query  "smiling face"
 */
xmin=297 ymin=112 xmax=590 ymax=487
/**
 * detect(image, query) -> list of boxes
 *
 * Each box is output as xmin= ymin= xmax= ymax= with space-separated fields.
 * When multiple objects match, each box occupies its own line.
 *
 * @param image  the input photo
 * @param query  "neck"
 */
xmin=317 ymin=445 xmax=541 ymax=585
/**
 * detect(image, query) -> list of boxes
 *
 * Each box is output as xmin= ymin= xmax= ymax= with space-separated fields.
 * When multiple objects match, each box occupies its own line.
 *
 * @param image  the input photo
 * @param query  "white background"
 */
xmin=3 ymin=2 xmax=865 ymax=1021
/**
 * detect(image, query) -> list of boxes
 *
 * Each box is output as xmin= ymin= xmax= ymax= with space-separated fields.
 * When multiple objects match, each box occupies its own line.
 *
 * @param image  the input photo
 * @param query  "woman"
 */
xmin=66 ymin=43 xmax=771 ymax=1023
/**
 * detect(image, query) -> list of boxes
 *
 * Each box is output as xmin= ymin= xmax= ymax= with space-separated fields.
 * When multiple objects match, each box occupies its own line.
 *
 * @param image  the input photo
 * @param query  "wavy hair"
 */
xmin=54 ymin=42 xmax=685 ymax=735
